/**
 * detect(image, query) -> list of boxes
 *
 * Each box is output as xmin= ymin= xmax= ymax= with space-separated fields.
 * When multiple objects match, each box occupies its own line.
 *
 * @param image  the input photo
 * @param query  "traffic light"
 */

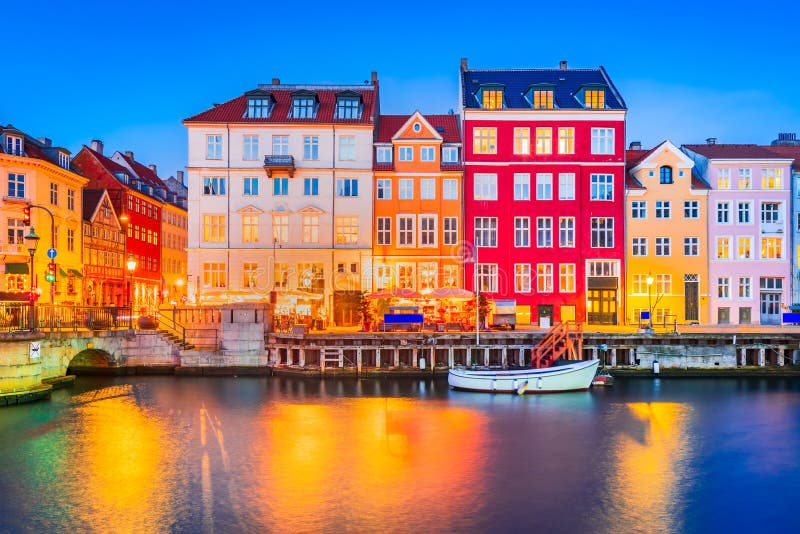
xmin=46 ymin=262 xmax=56 ymax=283
xmin=23 ymin=205 xmax=31 ymax=226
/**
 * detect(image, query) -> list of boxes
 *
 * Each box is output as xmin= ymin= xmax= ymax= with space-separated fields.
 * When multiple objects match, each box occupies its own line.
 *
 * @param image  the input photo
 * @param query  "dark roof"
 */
xmin=682 ymin=144 xmax=788 ymax=160
xmin=460 ymin=67 xmax=625 ymax=110
xmin=0 ymin=124 xmax=79 ymax=173
xmin=692 ymin=171 xmax=712 ymax=190
xmin=763 ymin=146 xmax=800 ymax=172
xmin=376 ymin=114 xmax=461 ymax=143
xmin=82 ymin=190 xmax=106 ymax=222
xmin=184 ymin=85 xmax=377 ymax=125
xmin=118 ymin=154 xmax=165 ymax=188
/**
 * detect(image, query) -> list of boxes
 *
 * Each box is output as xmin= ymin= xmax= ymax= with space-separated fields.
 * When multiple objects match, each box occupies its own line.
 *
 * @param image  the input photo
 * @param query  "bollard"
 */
xmin=653 ymin=359 xmax=660 ymax=374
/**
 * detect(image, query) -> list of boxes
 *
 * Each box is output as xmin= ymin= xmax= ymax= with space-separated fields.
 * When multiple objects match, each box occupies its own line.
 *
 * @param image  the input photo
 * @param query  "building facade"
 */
xmin=459 ymin=59 xmax=627 ymax=326
xmin=82 ymin=190 xmax=126 ymax=306
xmin=625 ymin=141 xmax=710 ymax=326
xmin=184 ymin=75 xmax=378 ymax=325
xmin=0 ymin=125 xmax=87 ymax=303
xmin=683 ymin=142 xmax=792 ymax=325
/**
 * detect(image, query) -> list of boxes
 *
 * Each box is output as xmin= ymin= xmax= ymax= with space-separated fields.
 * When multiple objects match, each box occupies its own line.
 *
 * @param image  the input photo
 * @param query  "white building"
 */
xmin=184 ymin=75 xmax=378 ymax=325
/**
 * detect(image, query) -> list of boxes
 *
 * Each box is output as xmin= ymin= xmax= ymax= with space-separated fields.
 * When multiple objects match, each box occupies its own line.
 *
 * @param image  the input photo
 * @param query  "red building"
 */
xmin=73 ymin=141 xmax=165 ymax=314
xmin=459 ymin=59 xmax=627 ymax=325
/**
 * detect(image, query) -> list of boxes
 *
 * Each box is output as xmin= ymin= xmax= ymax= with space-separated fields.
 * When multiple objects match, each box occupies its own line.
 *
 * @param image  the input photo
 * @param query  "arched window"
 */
xmin=660 ymin=166 xmax=673 ymax=184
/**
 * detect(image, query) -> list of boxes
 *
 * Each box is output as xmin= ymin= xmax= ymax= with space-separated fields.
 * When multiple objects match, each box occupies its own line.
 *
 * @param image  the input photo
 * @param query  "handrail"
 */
xmin=156 ymin=311 xmax=186 ymax=347
xmin=531 ymin=321 xmax=583 ymax=368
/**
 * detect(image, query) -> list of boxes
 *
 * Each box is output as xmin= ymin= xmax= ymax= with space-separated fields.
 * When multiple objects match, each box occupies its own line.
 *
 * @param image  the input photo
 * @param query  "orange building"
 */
xmin=372 ymin=112 xmax=463 ymax=298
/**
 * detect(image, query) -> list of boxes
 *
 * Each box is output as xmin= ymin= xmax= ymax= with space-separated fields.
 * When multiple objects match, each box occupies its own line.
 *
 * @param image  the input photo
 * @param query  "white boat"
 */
xmin=448 ymin=359 xmax=600 ymax=394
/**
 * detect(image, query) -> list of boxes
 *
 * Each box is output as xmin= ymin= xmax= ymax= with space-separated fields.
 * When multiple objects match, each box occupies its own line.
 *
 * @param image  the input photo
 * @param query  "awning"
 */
xmin=4 ymin=263 xmax=29 ymax=274
xmin=59 ymin=268 xmax=68 ymax=277
xmin=69 ymin=269 xmax=83 ymax=278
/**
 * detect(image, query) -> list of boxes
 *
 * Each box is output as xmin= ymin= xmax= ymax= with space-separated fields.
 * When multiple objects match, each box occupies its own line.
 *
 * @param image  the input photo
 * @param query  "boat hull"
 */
xmin=448 ymin=359 xmax=600 ymax=394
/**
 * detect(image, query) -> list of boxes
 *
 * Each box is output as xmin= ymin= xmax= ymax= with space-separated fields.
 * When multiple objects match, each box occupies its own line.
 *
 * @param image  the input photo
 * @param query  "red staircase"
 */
xmin=531 ymin=321 xmax=584 ymax=368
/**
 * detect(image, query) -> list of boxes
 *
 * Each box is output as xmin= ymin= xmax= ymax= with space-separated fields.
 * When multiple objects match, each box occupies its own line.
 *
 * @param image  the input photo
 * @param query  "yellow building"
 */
xmin=161 ymin=199 xmax=188 ymax=305
xmin=625 ymin=141 xmax=710 ymax=325
xmin=1 ymin=125 xmax=88 ymax=304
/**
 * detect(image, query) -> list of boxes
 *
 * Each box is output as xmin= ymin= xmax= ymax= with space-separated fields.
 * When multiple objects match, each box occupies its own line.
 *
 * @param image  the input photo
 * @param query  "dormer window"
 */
xmin=5 ymin=135 xmax=22 ymax=156
xmin=481 ymin=88 xmax=504 ymax=110
xmin=335 ymin=93 xmax=362 ymax=119
xmin=376 ymin=146 xmax=392 ymax=163
xmin=660 ymin=166 xmax=673 ymax=185
xmin=584 ymin=89 xmax=605 ymax=109
xmin=524 ymin=85 xmax=555 ymax=109
xmin=247 ymin=98 xmax=272 ymax=118
xmin=58 ymin=151 xmax=70 ymax=169
xmin=291 ymin=92 xmax=318 ymax=119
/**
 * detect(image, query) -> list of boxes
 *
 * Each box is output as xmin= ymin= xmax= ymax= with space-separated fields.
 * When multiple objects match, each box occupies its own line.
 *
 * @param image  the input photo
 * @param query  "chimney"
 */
xmin=559 ymin=60 xmax=568 ymax=70
xmin=177 ymin=170 xmax=184 ymax=184
xmin=90 ymin=139 xmax=104 ymax=154
xmin=629 ymin=141 xmax=642 ymax=150
xmin=148 ymin=164 xmax=157 ymax=174
xmin=37 ymin=137 xmax=52 ymax=147
xmin=706 ymin=137 xmax=717 ymax=145
xmin=460 ymin=58 xmax=468 ymax=72
xmin=271 ymin=78 xmax=280 ymax=85
xmin=124 ymin=150 xmax=134 ymax=160
xmin=371 ymin=71 xmax=378 ymax=86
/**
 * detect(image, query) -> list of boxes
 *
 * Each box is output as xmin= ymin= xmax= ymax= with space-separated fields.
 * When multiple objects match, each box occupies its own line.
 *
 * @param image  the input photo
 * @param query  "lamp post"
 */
xmin=24 ymin=227 xmax=40 ymax=331
xmin=646 ymin=273 xmax=655 ymax=331
xmin=127 ymin=253 xmax=137 ymax=329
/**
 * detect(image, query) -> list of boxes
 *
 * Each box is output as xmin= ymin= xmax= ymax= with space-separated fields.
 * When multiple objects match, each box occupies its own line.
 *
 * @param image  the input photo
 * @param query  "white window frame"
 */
xmin=590 ymin=128 xmax=614 ymax=155
xmin=558 ymin=173 xmax=575 ymax=200
xmin=474 ymin=173 xmax=497 ymax=200
xmin=514 ymin=217 xmax=530 ymax=247
xmin=514 ymin=173 xmax=530 ymax=201
xmin=536 ymin=173 xmax=553 ymax=200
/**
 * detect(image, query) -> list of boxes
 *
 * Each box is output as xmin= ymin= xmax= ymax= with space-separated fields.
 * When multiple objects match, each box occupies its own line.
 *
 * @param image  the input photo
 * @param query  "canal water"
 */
xmin=0 ymin=376 xmax=799 ymax=533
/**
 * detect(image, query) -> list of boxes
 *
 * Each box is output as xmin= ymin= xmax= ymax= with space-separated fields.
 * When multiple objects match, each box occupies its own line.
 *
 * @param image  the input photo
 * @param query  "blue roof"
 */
xmin=461 ymin=67 xmax=626 ymax=110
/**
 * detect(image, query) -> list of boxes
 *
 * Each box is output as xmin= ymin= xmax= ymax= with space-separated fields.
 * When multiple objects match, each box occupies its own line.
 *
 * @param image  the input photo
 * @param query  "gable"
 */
xmin=393 ymin=112 xmax=443 ymax=141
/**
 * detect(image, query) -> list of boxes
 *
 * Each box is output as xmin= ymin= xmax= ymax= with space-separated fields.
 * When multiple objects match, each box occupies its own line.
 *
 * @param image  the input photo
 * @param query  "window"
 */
xmin=632 ymin=237 xmax=648 ymax=256
xmin=532 ymin=89 xmax=554 ymax=109
xmin=419 ymin=262 xmax=437 ymax=290
xmin=655 ymin=237 xmax=671 ymax=256
xmin=737 ymin=202 xmax=751 ymax=224
xmin=303 ymin=177 xmax=319 ymax=196
xmin=442 ymin=146 xmax=458 ymax=163
xmin=684 ymin=237 xmax=699 ymax=256
xmin=67 ymin=229 xmax=75 ymax=252
xmin=475 ymin=217 xmax=497 ymax=247
xmin=556 ymin=264 xmax=575 ymax=293
xmin=339 ymin=136 xmax=355 ymax=161
xmin=761 ymin=202 xmax=781 ymax=224
xmin=5 ymin=135 xmax=21 ymax=155
xmin=273 ymin=178 xmax=288 ymax=196
xmin=203 ymin=262 xmax=227 ymax=289
xmin=419 ymin=216 xmax=436 ymax=246
xmin=684 ymin=200 xmax=699 ymax=219
xmin=761 ymin=237 xmax=782 ymax=259
xmin=298 ymin=263 xmax=324 ymax=293
xmin=242 ymin=262 xmax=259 ymax=288
xmin=737 ymin=237 xmax=752 ymax=259
xmin=443 ymin=179 xmax=458 ymax=200
xmin=421 ymin=147 xmax=435 ymax=161
xmin=473 ymin=128 xmax=497 ymax=154
xmin=477 ymin=264 xmax=498 ymax=292
xmin=303 ymin=136 xmax=319 ymax=160
xmin=399 ymin=179 xmax=414 ymax=200
xmin=536 ymin=173 xmax=553 ymax=200
xmin=632 ymin=274 xmax=647 ymax=294
xmin=716 ymin=202 xmax=730 ymax=224
xmin=443 ymin=217 xmax=458 ymax=245
xmin=559 ymin=173 xmax=575 ymax=200
xmin=377 ymin=217 xmax=391 ymax=245
xmin=335 ymin=216 xmax=359 ymax=244
xmin=292 ymin=96 xmax=316 ymax=118
xmin=718 ymin=277 xmax=730 ymax=299
xmin=376 ymin=179 xmax=391 ymax=200
xmin=514 ymin=128 xmax=530 ymax=155
xmin=206 ymin=135 xmax=222 ymax=160
xmin=420 ymin=179 xmax=435 ymax=200
xmin=515 ymin=264 xmax=531 ymax=293
xmin=399 ymin=147 xmax=413 ymax=161
xmin=537 ymin=217 xmax=552 ymax=247
xmin=535 ymin=127 xmax=552 ymax=155
xmin=7 ymin=219 xmax=24 ymax=244
xmin=482 ymin=89 xmax=503 ymax=109
xmin=335 ymin=97 xmax=361 ymax=119
xmin=474 ymin=173 xmax=497 ymax=200
xmin=65 ymin=189 xmax=75 ymax=211
xmin=716 ymin=237 xmax=731 ymax=259
xmin=590 ymin=128 xmax=614 ymax=154
xmin=585 ymin=89 xmax=605 ymax=109
xmin=631 ymin=201 xmax=646 ymax=219
xmin=442 ymin=265 xmax=458 ymax=288
xmin=272 ymin=214 xmax=288 ymax=244
xmin=396 ymin=264 xmax=414 ymax=289
xmin=659 ymin=166 xmax=673 ymax=184
xmin=590 ymin=174 xmax=613 ymax=200
xmin=738 ymin=168 xmax=751 ymax=189
xmin=247 ymin=98 xmax=271 ymax=118
xmin=336 ymin=178 xmax=358 ymax=197
xmin=272 ymin=135 xmax=288 ymax=156
xmin=49 ymin=183 xmax=58 ymax=205
xmin=243 ymin=135 xmax=259 ymax=160
xmin=243 ymin=177 xmax=259 ymax=196
xmin=537 ymin=264 xmax=553 ymax=292
xmin=203 ymin=177 xmax=227 ymax=196
xmin=302 ymin=215 xmax=319 ymax=243
xmin=558 ymin=128 xmax=574 ymax=154
xmin=739 ymin=277 xmax=752 ymax=299
xmin=717 ymin=169 xmax=730 ymax=189
xmin=514 ymin=217 xmax=530 ymax=247
xmin=591 ymin=218 xmax=614 ymax=248
xmin=398 ymin=216 xmax=415 ymax=246
xmin=558 ymin=217 xmax=575 ymax=248
xmin=376 ymin=146 xmax=392 ymax=163
xmin=760 ymin=277 xmax=783 ymax=290
xmin=202 ymin=215 xmax=226 ymax=242
xmin=656 ymin=274 xmax=672 ymax=295
xmin=513 ymin=173 xmax=530 ymax=200
xmin=655 ymin=201 xmax=671 ymax=219
xmin=761 ymin=168 xmax=782 ymax=189
xmin=242 ymin=215 xmax=259 ymax=243
xmin=7 ymin=173 xmax=24 ymax=198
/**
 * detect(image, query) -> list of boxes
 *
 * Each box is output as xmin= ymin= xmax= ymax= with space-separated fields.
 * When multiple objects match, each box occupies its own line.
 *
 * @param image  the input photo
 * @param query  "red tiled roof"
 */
xmin=184 ymin=87 xmax=377 ymax=125
xmin=691 ymin=171 xmax=711 ymax=190
xmin=763 ymin=146 xmax=800 ymax=172
xmin=624 ymin=147 xmax=710 ymax=190
xmin=376 ymin=114 xmax=462 ymax=143
xmin=119 ymin=154 xmax=165 ymax=188
xmin=682 ymin=144 xmax=786 ymax=160
xmin=87 ymin=146 xmax=130 ymax=175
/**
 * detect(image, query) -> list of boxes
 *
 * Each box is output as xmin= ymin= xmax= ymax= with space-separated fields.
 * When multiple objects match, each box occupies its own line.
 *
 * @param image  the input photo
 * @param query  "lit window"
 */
xmin=302 ymin=216 xmax=319 ymax=243
xmin=559 ymin=264 xmax=576 ymax=293
xmin=738 ymin=168 xmax=751 ymax=189
xmin=535 ymin=128 xmax=552 ymax=155
xmin=761 ymin=168 xmax=782 ymax=189
xmin=584 ymin=89 xmax=605 ymax=109
xmin=738 ymin=277 xmax=751 ymax=299
xmin=335 ymin=216 xmax=359 ymax=244
xmin=558 ymin=128 xmax=574 ymax=154
xmin=203 ymin=262 xmax=227 ymax=288
xmin=761 ymin=237 xmax=782 ymax=259
xmin=515 ymin=264 xmax=531 ymax=293
xmin=273 ymin=215 xmax=288 ymax=243
xmin=243 ymin=262 xmax=259 ymax=288
xmin=242 ymin=215 xmax=259 ymax=243
xmin=716 ymin=237 xmax=731 ymax=259
xmin=481 ymin=89 xmax=503 ymax=109
xmin=537 ymin=264 xmax=553 ymax=293
xmin=477 ymin=264 xmax=498 ymax=292
xmin=513 ymin=128 xmax=530 ymax=155
xmin=737 ymin=237 xmax=752 ymax=259
xmin=717 ymin=169 xmax=730 ymax=189
xmin=532 ymin=90 xmax=553 ymax=109
xmin=718 ymin=277 xmax=730 ymax=299
xmin=473 ymin=128 xmax=497 ymax=154
xmin=202 ymin=215 xmax=226 ymax=242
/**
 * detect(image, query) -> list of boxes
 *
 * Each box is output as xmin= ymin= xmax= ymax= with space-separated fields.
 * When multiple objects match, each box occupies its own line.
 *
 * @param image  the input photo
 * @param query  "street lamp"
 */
xmin=646 ymin=273 xmax=655 ymax=330
xmin=127 ymin=253 xmax=137 ymax=328
xmin=24 ymin=227 xmax=40 ymax=330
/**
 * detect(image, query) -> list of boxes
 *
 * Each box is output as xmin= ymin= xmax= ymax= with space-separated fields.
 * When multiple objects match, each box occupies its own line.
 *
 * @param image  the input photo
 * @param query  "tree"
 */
xmin=464 ymin=294 xmax=489 ymax=329
xmin=357 ymin=291 xmax=374 ymax=331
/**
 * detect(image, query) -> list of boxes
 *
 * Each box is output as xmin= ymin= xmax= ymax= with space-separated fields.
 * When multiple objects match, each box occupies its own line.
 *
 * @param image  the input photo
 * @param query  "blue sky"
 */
xmin=5 ymin=0 xmax=799 ymax=179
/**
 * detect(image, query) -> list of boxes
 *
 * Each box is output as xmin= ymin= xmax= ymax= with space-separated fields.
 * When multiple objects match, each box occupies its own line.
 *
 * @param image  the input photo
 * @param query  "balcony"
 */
xmin=263 ymin=155 xmax=295 ymax=178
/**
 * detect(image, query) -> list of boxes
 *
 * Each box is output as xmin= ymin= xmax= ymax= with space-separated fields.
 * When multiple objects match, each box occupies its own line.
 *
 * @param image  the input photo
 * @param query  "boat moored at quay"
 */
xmin=448 ymin=359 xmax=600 ymax=393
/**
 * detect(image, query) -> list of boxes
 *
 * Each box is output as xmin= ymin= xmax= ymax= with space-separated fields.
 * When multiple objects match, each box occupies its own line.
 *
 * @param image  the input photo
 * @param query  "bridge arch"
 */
xmin=67 ymin=348 xmax=115 ymax=373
